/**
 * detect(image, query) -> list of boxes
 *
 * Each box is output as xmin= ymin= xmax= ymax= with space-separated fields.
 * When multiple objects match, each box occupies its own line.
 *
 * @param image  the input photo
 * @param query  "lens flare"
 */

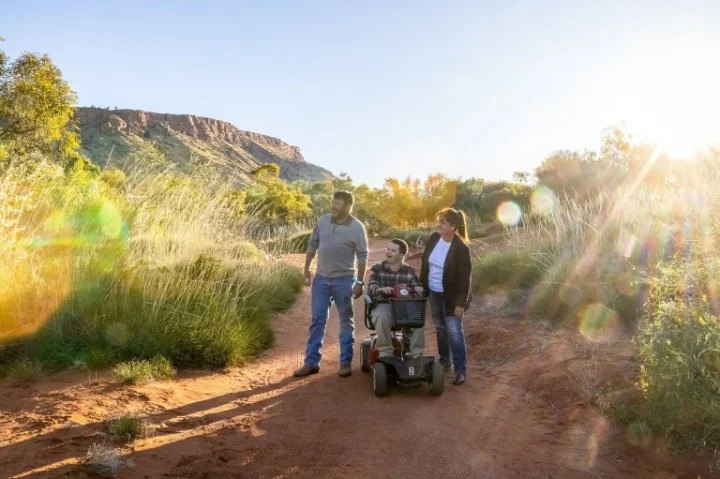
xmin=531 ymin=187 xmax=556 ymax=215
xmin=579 ymin=303 xmax=619 ymax=342
xmin=497 ymin=201 xmax=522 ymax=226
xmin=45 ymin=210 xmax=70 ymax=235
xmin=99 ymin=200 xmax=124 ymax=239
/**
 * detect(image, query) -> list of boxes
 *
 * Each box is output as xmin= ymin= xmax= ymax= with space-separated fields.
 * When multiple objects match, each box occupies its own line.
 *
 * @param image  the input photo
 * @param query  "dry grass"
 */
xmin=81 ymin=443 xmax=133 ymax=477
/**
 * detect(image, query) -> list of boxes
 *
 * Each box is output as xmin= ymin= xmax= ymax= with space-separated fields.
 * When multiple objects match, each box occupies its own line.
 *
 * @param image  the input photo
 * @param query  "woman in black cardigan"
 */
xmin=419 ymin=208 xmax=472 ymax=385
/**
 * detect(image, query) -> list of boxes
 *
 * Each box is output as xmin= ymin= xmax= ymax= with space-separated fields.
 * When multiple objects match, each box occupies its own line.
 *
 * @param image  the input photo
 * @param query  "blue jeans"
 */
xmin=304 ymin=274 xmax=355 ymax=367
xmin=429 ymin=291 xmax=467 ymax=375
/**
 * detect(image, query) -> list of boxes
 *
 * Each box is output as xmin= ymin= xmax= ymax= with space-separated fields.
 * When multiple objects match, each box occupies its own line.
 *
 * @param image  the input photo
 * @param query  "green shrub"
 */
xmin=105 ymin=413 xmax=156 ymax=440
xmin=233 ymin=241 xmax=265 ymax=260
xmin=8 ymin=359 xmax=43 ymax=383
xmin=100 ymin=169 xmax=127 ymax=189
xmin=472 ymin=249 xmax=538 ymax=295
xmin=112 ymin=355 xmax=176 ymax=385
xmin=632 ymin=259 xmax=720 ymax=451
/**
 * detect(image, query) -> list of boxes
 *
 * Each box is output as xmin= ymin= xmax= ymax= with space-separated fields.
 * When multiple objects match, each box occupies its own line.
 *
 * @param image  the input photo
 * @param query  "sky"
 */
xmin=2 ymin=0 xmax=719 ymax=186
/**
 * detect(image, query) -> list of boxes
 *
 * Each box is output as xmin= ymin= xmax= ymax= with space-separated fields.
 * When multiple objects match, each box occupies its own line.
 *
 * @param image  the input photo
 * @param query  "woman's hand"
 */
xmin=454 ymin=306 xmax=465 ymax=318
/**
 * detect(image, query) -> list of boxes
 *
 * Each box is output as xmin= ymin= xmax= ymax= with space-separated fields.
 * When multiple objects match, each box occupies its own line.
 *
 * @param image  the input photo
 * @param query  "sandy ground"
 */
xmin=0 ymin=240 xmax=717 ymax=478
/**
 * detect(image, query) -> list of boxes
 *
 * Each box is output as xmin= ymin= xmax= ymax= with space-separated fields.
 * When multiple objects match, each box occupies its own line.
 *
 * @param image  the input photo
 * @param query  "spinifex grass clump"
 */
xmin=112 ymin=356 xmax=176 ymax=384
xmin=0 ymin=158 xmax=303 ymax=371
xmin=7 ymin=358 xmax=43 ymax=383
xmin=105 ymin=413 xmax=156 ymax=440
xmin=82 ymin=443 xmax=133 ymax=477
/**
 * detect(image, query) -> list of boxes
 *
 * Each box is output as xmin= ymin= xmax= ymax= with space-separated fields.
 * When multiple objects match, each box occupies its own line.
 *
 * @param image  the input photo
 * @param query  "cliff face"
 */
xmin=75 ymin=107 xmax=333 ymax=183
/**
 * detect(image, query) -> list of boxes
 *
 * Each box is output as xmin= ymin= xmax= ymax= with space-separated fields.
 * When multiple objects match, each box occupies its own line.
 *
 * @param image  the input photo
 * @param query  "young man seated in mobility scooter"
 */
xmin=360 ymin=239 xmax=444 ymax=396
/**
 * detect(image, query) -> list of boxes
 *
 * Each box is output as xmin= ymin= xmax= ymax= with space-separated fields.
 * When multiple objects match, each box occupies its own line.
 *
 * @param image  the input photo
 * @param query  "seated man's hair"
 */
xmin=333 ymin=190 xmax=354 ymax=207
xmin=390 ymin=238 xmax=409 ymax=255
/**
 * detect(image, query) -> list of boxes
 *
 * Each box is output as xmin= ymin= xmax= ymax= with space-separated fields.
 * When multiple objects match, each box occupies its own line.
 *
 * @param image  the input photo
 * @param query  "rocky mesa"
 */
xmin=75 ymin=107 xmax=334 ymax=183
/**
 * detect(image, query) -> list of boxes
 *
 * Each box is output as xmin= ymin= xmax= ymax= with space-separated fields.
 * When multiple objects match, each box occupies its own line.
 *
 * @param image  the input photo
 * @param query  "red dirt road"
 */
xmin=0 ymin=241 xmax=716 ymax=478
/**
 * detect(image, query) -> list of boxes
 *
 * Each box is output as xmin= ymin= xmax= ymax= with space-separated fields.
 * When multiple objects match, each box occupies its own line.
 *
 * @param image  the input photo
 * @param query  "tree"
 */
xmin=512 ymin=171 xmax=530 ymax=184
xmin=0 ymin=46 xmax=79 ymax=163
xmin=534 ymin=149 xmax=602 ymax=196
xmin=364 ymin=174 xmax=458 ymax=228
xmin=331 ymin=172 xmax=354 ymax=191
xmin=245 ymin=163 xmax=311 ymax=223
xmin=600 ymin=124 xmax=632 ymax=172
xmin=252 ymin=163 xmax=280 ymax=178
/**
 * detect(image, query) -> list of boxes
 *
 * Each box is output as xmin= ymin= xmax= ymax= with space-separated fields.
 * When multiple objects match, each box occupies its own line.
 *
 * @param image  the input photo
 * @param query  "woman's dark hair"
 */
xmin=436 ymin=207 xmax=469 ymax=242
xmin=389 ymin=238 xmax=409 ymax=255
xmin=333 ymin=190 xmax=354 ymax=207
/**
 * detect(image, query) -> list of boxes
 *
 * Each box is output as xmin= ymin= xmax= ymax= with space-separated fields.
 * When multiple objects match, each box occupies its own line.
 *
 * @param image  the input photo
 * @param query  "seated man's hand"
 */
xmin=413 ymin=286 xmax=424 ymax=295
xmin=380 ymin=287 xmax=394 ymax=295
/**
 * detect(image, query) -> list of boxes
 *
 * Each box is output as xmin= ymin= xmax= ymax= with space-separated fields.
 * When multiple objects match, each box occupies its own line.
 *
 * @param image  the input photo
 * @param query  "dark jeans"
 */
xmin=429 ymin=291 xmax=467 ymax=375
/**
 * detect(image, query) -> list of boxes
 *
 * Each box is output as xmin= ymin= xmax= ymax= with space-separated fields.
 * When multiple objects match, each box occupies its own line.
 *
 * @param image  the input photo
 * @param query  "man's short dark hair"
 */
xmin=333 ymin=190 xmax=355 ymax=207
xmin=333 ymin=190 xmax=354 ymax=207
xmin=390 ymin=238 xmax=409 ymax=255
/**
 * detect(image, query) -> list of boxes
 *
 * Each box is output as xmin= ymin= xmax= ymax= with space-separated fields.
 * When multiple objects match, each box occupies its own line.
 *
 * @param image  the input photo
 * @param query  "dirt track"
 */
xmin=0 ymin=240 xmax=716 ymax=478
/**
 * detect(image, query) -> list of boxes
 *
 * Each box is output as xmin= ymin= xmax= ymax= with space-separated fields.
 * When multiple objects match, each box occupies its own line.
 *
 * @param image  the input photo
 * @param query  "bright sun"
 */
xmin=619 ymin=46 xmax=718 ymax=161
xmin=649 ymin=123 xmax=708 ymax=160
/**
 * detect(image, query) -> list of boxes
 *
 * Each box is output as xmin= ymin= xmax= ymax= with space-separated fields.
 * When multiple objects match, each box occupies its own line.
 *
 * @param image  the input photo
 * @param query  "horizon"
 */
xmin=3 ymin=1 xmax=719 ymax=187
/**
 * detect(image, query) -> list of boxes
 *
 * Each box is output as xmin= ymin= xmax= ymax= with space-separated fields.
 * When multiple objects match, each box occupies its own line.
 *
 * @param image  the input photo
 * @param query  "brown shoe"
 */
xmin=453 ymin=374 xmax=466 ymax=385
xmin=337 ymin=364 xmax=352 ymax=377
xmin=294 ymin=364 xmax=319 ymax=377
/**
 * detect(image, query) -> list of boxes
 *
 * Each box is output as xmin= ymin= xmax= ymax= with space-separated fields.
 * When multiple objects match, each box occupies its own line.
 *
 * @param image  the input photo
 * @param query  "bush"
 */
xmin=7 ymin=358 xmax=43 ymax=383
xmin=105 ymin=413 xmax=156 ymax=440
xmin=100 ymin=169 xmax=127 ymax=189
xmin=82 ymin=443 xmax=133 ymax=477
xmin=112 ymin=356 xmax=176 ymax=385
xmin=233 ymin=241 xmax=265 ymax=260
xmin=632 ymin=259 xmax=720 ymax=451
xmin=472 ymin=249 xmax=539 ymax=295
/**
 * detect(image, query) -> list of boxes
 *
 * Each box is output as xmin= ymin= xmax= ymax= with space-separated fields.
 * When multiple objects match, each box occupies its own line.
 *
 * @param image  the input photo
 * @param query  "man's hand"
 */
xmin=303 ymin=270 xmax=312 ymax=286
xmin=454 ymin=306 xmax=465 ymax=318
xmin=413 ymin=286 xmax=424 ymax=295
xmin=380 ymin=287 xmax=394 ymax=295
xmin=352 ymin=283 xmax=364 ymax=299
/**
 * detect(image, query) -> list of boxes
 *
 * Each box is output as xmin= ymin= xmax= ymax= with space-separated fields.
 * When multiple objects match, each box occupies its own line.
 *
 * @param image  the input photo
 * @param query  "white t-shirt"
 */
xmin=428 ymin=238 xmax=452 ymax=292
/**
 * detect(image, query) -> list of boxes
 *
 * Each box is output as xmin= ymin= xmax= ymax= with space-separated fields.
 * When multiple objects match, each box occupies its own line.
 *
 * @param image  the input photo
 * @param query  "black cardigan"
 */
xmin=419 ymin=232 xmax=473 ymax=312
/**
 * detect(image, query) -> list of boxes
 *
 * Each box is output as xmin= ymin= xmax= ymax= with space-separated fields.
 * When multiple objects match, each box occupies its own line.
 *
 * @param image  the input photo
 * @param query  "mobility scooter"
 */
xmin=359 ymin=285 xmax=444 ymax=396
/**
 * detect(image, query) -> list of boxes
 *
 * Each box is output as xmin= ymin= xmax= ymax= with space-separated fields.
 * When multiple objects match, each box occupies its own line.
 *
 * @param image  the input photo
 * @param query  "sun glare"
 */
xmin=619 ymin=45 xmax=718 ymax=161
xmin=644 ymin=122 xmax=711 ymax=161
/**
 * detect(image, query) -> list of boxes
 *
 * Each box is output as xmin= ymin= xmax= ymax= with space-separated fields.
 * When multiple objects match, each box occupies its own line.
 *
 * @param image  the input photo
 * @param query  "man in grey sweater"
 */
xmin=294 ymin=191 xmax=369 ymax=378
